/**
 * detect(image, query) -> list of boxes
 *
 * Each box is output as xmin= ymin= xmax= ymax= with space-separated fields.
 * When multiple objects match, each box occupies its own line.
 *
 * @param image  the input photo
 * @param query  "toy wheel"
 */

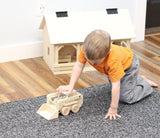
xmin=71 ymin=104 xmax=80 ymax=113
xmin=60 ymin=107 xmax=70 ymax=116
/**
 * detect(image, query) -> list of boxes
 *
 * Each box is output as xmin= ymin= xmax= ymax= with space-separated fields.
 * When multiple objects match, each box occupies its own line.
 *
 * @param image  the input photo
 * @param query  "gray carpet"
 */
xmin=0 ymin=84 xmax=160 ymax=138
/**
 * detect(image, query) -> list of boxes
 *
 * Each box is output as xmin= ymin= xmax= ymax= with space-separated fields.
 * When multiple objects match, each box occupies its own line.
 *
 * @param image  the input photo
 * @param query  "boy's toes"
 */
xmin=148 ymin=80 xmax=159 ymax=88
xmin=141 ymin=75 xmax=159 ymax=88
xmin=151 ymin=81 xmax=159 ymax=88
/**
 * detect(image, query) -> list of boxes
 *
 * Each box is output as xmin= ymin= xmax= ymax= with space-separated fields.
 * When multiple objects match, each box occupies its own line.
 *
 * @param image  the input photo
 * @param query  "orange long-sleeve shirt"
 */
xmin=78 ymin=44 xmax=133 ymax=82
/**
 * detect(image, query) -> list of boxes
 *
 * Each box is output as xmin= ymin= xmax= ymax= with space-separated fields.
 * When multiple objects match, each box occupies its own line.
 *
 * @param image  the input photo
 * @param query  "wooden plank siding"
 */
xmin=0 ymin=34 xmax=160 ymax=104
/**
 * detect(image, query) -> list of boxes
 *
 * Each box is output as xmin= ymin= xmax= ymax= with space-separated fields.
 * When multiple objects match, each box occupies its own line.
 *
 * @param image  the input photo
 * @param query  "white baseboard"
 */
xmin=0 ymin=42 xmax=43 ymax=63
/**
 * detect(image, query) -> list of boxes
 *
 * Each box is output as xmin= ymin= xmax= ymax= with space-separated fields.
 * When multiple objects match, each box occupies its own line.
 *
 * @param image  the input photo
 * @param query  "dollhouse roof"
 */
xmin=39 ymin=9 xmax=136 ymax=44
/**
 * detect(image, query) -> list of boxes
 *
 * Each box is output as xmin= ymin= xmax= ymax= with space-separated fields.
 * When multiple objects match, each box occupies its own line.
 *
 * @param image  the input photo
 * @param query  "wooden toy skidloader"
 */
xmin=37 ymin=90 xmax=83 ymax=120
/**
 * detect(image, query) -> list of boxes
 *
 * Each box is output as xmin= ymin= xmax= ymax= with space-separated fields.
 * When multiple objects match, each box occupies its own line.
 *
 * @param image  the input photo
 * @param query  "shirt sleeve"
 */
xmin=78 ymin=48 xmax=87 ymax=64
xmin=107 ymin=60 xmax=125 ymax=82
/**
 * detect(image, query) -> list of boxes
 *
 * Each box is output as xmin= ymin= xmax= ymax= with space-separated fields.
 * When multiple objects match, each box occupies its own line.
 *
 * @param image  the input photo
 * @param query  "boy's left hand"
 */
xmin=105 ymin=107 xmax=121 ymax=120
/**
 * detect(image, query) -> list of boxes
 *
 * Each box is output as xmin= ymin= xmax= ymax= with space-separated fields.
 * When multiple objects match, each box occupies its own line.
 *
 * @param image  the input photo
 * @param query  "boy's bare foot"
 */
xmin=141 ymin=75 xmax=159 ymax=88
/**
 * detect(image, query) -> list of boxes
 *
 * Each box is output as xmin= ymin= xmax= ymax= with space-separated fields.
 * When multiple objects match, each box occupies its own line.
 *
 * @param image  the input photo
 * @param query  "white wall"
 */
xmin=0 ymin=0 xmax=147 ymax=46
xmin=132 ymin=0 xmax=147 ymax=42
xmin=0 ymin=0 xmax=42 ymax=46
xmin=0 ymin=0 xmax=147 ymax=62
xmin=46 ymin=0 xmax=136 ymax=19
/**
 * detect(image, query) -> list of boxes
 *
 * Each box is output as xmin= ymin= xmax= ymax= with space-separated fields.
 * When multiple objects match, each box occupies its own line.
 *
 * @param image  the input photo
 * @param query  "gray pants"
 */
xmin=108 ymin=54 xmax=153 ymax=104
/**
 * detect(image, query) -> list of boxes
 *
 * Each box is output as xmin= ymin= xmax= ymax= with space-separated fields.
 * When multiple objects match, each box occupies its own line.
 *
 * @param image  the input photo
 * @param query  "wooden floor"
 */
xmin=0 ymin=34 xmax=160 ymax=104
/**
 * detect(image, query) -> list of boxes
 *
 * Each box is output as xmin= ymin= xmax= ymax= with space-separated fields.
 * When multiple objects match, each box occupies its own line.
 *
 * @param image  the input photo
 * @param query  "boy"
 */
xmin=57 ymin=30 xmax=158 ymax=120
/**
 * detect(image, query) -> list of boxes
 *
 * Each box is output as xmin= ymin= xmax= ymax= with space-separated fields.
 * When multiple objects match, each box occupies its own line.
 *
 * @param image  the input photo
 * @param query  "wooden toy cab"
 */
xmin=37 ymin=90 xmax=83 ymax=120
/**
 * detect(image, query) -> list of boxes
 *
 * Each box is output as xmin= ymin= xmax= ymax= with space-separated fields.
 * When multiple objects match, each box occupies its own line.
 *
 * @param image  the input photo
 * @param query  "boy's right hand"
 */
xmin=56 ymin=85 xmax=73 ymax=96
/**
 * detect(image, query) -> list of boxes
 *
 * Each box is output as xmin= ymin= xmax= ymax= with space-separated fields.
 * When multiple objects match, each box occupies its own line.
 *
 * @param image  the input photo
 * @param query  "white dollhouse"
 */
xmin=39 ymin=9 xmax=136 ymax=74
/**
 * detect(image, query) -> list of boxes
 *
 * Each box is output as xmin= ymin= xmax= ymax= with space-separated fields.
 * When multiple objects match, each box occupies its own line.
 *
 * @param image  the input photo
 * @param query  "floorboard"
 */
xmin=0 ymin=34 xmax=159 ymax=103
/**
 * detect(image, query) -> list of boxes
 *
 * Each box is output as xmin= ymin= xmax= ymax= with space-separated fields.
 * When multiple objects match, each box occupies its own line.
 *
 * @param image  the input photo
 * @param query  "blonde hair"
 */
xmin=83 ymin=30 xmax=111 ymax=60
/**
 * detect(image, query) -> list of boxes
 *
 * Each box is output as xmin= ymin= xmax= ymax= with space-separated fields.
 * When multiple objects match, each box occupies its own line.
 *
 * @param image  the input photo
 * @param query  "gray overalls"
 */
xmin=108 ymin=54 xmax=153 ymax=104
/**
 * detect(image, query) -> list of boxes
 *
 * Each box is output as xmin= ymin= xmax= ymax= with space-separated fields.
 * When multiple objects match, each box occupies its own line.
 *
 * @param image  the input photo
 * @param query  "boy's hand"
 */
xmin=56 ymin=85 xmax=72 ymax=96
xmin=104 ymin=107 xmax=121 ymax=120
